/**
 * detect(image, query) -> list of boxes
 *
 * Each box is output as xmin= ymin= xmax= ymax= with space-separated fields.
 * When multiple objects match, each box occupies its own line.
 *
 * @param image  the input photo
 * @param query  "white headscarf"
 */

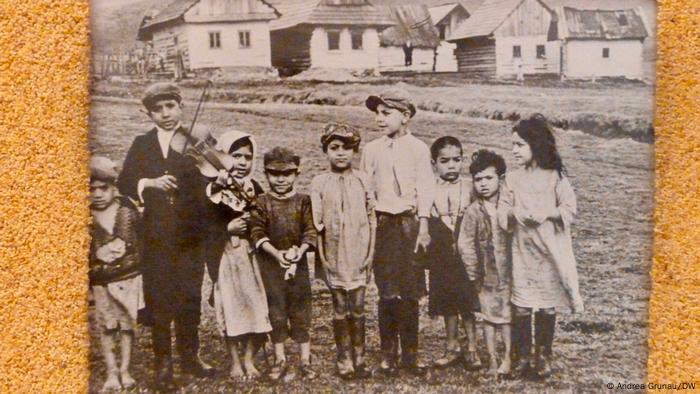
xmin=207 ymin=130 xmax=258 ymax=211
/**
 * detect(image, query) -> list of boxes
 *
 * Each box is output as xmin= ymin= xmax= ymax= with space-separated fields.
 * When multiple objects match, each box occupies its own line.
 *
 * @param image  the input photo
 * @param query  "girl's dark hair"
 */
xmin=321 ymin=135 xmax=360 ymax=153
xmin=229 ymin=136 xmax=253 ymax=154
xmin=469 ymin=149 xmax=506 ymax=177
xmin=512 ymin=113 xmax=565 ymax=176
xmin=430 ymin=136 xmax=463 ymax=160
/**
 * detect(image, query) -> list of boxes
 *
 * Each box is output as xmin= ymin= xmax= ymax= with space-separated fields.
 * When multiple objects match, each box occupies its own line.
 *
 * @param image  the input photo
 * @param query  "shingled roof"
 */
xmin=380 ymin=4 xmax=440 ymax=48
xmin=447 ymin=0 xmax=552 ymax=41
xmin=428 ymin=3 xmax=469 ymax=26
xmin=268 ymin=0 xmax=395 ymax=31
xmin=558 ymin=6 xmax=648 ymax=40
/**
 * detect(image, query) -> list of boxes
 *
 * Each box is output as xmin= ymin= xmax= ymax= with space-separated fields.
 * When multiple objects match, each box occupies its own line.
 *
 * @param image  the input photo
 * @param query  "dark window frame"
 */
xmin=512 ymin=45 xmax=522 ymax=58
xmin=603 ymin=47 xmax=610 ymax=58
xmin=239 ymin=30 xmax=251 ymax=48
xmin=327 ymin=30 xmax=341 ymax=51
xmin=536 ymin=44 xmax=546 ymax=59
xmin=351 ymin=30 xmax=363 ymax=50
xmin=209 ymin=31 xmax=221 ymax=49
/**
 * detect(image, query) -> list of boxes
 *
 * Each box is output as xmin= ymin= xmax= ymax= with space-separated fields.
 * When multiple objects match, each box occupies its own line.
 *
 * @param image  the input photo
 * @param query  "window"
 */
xmin=351 ymin=31 xmax=363 ymax=50
xmin=438 ymin=25 xmax=446 ymax=40
xmin=327 ymin=30 xmax=340 ymax=50
xmin=239 ymin=31 xmax=251 ymax=48
xmin=536 ymin=44 xmax=546 ymax=59
xmin=209 ymin=32 xmax=221 ymax=49
xmin=602 ymin=48 xmax=610 ymax=58
xmin=512 ymin=45 xmax=521 ymax=58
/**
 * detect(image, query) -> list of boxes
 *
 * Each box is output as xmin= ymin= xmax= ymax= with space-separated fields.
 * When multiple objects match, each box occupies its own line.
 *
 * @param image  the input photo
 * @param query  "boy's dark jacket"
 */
xmin=89 ymin=196 xmax=141 ymax=286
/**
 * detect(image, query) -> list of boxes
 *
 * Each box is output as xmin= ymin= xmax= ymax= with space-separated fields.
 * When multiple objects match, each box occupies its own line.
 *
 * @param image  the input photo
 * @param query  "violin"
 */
xmin=170 ymin=81 xmax=254 ymax=209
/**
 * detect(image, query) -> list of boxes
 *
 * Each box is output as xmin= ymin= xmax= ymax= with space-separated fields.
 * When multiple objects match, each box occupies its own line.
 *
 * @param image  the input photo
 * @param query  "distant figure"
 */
xmin=403 ymin=40 xmax=414 ymax=67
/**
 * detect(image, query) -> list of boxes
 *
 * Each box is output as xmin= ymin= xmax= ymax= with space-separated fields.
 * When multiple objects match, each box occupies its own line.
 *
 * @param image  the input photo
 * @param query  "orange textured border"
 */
xmin=0 ymin=0 xmax=697 ymax=392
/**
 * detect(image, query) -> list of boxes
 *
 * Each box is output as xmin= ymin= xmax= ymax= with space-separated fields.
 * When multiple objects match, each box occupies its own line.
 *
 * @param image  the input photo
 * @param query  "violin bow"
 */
xmin=182 ymin=79 xmax=213 ymax=153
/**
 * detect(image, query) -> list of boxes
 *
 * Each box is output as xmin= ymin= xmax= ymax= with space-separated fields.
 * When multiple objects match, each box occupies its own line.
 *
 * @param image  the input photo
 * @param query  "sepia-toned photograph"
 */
xmin=87 ymin=0 xmax=656 ymax=392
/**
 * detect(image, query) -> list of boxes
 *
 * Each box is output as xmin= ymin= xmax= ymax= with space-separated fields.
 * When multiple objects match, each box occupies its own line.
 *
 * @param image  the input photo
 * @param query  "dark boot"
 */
xmin=534 ymin=311 xmax=556 ymax=379
xmin=512 ymin=313 xmax=532 ymax=377
xmin=349 ymin=316 xmax=371 ymax=379
xmin=153 ymin=355 xmax=177 ymax=393
xmin=333 ymin=318 xmax=355 ymax=380
xmin=378 ymin=299 xmax=399 ymax=376
xmin=399 ymin=299 xmax=426 ymax=377
xmin=177 ymin=323 xmax=215 ymax=378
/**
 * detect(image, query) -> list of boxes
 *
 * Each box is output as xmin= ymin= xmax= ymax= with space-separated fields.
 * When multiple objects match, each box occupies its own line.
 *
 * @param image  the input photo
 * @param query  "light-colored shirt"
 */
xmin=431 ymin=177 xmax=471 ymax=231
xmin=137 ymin=123 xmax=181 ymax=202
xmin=360 ymin=131 xmax=435 ymax=217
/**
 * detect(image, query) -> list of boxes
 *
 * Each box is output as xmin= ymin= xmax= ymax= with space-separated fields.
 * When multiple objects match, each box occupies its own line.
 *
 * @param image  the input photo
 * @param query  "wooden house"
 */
xmin=428 ymin=3 xmax=471 ymax=72
xmin=267 ymin=0 xmax=395 ymax=75
xmin=447 ymin=0 xmax=559 ymax=79
xmin=557 ymin=7 xmax=648 ymax=79
xmin=137 ymin=0 xmax=279 ymax=76
xmin=378 ymin=4 xmax=441 ymax=72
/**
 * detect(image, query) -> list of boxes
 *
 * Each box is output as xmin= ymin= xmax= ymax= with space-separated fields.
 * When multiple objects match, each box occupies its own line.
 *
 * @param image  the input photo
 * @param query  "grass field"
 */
xmin=88 ymin=96 xmax=653 ymax=393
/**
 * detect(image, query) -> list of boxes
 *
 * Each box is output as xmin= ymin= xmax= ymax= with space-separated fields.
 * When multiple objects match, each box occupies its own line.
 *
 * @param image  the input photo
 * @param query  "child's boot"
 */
xmin=332 ymin=318 xmax=355 ymax=380
xmin=349 ymin=316 xmax=371 ymax=379
xmin=378 ymin=299 xmax=399 ymax=376
xmin=399 ymin=299 xmax=427 ymax=377
xmin=534 ymin=311 xmax=556 ymax=379
xmin=512 ymin=313 xmax=532 ymax=377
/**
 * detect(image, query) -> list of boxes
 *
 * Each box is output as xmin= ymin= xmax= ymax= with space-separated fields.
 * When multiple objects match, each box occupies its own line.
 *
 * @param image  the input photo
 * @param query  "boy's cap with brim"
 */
xmin=321 ymin=122 xmax=361 ymax=148
xmin=264 ymin=146 xmax=300 ymax=171
xmin=142 ymin=82 xmax=182 ymax=109
xmin=90 ymin=156 xmax=119 ymax=183
xmin=365 ymin=88 xmax=416 ymax=118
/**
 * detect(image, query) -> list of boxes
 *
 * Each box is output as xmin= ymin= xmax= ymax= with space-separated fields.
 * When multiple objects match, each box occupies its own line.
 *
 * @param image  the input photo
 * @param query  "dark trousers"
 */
xmin=378 ymin=298 xmax=420 ymax=363
xmin=152 ymin=309 xmax=200 ymax=360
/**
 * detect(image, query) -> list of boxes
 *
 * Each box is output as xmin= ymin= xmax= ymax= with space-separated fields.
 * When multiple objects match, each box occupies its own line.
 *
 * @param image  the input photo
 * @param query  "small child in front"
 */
xmin=311 ymin=123 xmax=376 ymax=380
xmin=250 ymin=147 xmax=317 ymax=382
xmin=89 ymin=156 xmax=143 ymax=392
xmin=458 ymin=149 xmax=512 ymax=376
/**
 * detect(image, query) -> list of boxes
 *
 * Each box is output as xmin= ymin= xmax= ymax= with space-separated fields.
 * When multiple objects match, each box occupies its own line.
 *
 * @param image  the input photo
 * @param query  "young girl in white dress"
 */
xmin=498 ymin=114 xmax=584 ymax=379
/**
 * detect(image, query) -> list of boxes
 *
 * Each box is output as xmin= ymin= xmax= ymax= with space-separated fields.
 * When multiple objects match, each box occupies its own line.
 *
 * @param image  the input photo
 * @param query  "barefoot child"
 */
xmin=361 ymin=89 xmax=435 ymax=376
xmin=250 ymin=147 xmax=318 ymax=382
xmin=89 ymin=156 xmax=144 ymax=391
xmin=426 ymin=137 xmax=481 ymax=370
xmin=458 ymin=150 xmax=512 ymax=376
xmin=499 ymin=114 xmax=584 ymax=379
xmin=310 ymin=123 xmax=376 ymax=380
xmin=202 ymin=130 xmax=272 ymax=381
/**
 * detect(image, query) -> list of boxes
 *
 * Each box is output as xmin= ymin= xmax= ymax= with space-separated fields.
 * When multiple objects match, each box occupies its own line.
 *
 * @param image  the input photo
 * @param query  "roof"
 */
xmin=381 ymin=4 xmax=440 ymax=48
xmin=428 ymin=3 xmax=469 ymax=26
xmin=140 ymin=0 xmax=278 ymax=33
xmin=447 ymin=0 xmax=553 ymax=41
xmin=558 ymin=6 xmax=648 ymax=40
xmin=268 ymin=0 xmax=395 ymax=31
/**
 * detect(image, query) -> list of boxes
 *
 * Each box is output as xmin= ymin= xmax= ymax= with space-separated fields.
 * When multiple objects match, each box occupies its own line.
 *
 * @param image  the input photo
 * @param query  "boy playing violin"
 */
xmin=117 ymin=82 xmax=213 ymax=392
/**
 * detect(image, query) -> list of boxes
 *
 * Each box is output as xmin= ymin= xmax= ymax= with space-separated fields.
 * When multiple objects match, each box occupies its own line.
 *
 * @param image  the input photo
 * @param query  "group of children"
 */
xmin=89 ymin=82 xmax=583 ymax=392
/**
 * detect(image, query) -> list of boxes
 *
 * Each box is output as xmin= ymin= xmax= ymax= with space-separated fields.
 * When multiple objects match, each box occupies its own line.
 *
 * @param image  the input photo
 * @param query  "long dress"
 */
xmin=310 ymin=170 xmax=376 ymax=290
xmin=498 ymin=169 xmax=584 ymax=313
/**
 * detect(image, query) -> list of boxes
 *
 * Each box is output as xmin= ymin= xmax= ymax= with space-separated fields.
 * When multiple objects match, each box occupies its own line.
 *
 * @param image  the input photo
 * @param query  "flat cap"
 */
xmin=365 ymin=87 xmax=416 ymax=118
xmin=90 ymin=156 xmax=119 ymax=183
xmin=264 ymin=146 xmax=300 ymax=171
xmin=320 ymin=122 xmax=361 ymax=149
xmin=142 ymin=82 xmax=182 ymax=110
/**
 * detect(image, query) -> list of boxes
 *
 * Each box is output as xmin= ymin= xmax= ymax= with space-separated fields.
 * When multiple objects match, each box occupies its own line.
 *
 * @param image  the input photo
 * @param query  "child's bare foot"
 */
xmin=120 ymin=369 xmax=136 ymax=389
xmin=487 ymin=359 xmax=499 ymax=376
xmin=230 ymin=364 xmax=245 ymax=381
xmin=497 ymin=358 xmax=511 ymax=376
xmin=244 ymin=361 xmax=260 ymax=379
xmin=101 ymin=371 xmax=121 ymax=392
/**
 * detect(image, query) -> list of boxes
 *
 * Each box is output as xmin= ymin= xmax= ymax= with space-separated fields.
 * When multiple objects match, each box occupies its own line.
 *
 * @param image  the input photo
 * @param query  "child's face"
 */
xmin=220 ymin=144 xmax=253 ymax=179
xmin=265 ymin=169 xmax=298 ymax=195
xmin=473 ymin=166 xmax=501 ymax=199
xmin=325 ymin=139 xmax=355 ymax=171
xmin=511 ymin=132 xmax=533 ymax=166
xmin=147 ymin=98 xmax=183 ymax=131
xmin=433 ymin=144 xmax=463 ymax=182
xmin=374 ymin=104 xmax=408 ymax=137
xmin=89 ymin=180 xmax=117 ymax=210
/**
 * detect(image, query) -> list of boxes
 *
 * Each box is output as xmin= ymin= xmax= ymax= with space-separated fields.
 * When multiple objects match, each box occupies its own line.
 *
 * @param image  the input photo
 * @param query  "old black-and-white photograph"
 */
xmin=88 ymin=0 xmax=656 ymax=392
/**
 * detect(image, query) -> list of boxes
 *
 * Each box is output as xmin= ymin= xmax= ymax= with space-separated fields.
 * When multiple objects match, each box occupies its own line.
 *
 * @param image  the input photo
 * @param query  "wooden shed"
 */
xmin=378 ymin=4 xmax=441 ymax=72
xmin=267 ymin=0 xmax=395 ymax=75
xmin=447 ymin=0 xmax=559 ymax=79
xmin=558 ymin=7 xmax=648 ymax=79
xmin=428 ymin=3 xmax=471 ymax=72
xmin=137 ymin=0 xmax=279 ymax=76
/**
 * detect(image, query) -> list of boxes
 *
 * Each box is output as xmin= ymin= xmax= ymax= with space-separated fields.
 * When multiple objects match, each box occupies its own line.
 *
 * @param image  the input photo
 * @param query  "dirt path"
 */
xmin=89 ymin=100 xmax=653 ymax=393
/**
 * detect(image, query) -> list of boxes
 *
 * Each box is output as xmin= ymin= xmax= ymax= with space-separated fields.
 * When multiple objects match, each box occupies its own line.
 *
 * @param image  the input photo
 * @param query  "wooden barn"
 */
xmin=378 ymin=4 xmax=441 ymax=72
xmin=428 ymin=3 xmax=471 ymax=72
xmin=267 ymin=0 xmax=395 ymax=75
xmin=447 ymin=0 xmax=560 ymax=79
xmin=557 ymin=7 xmax=648 ymax=79
xmin=137 ymin=0 xmax=279 ymax=76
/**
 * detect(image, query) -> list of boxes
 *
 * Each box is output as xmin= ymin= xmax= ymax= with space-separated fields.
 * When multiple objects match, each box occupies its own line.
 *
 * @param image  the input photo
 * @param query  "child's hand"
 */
xmin=227 ymin=213 xmax=249 ymax=236
xmin=284 ymin=246 xmax=303 ymax=263
xmin=215 ymin=169 xmax=230 ymax=186
xmin=108 ymin=238 xmax=126 ymax=260
xmin=145 ymin=175 xmax=178 ymax=192
xmin=414 ymin=230 xmax=431 ymax=254
xmin=275 ymin=250 xmax=292 ymax=269
xmin=95 ymin=244 xmax=115 ymax=264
